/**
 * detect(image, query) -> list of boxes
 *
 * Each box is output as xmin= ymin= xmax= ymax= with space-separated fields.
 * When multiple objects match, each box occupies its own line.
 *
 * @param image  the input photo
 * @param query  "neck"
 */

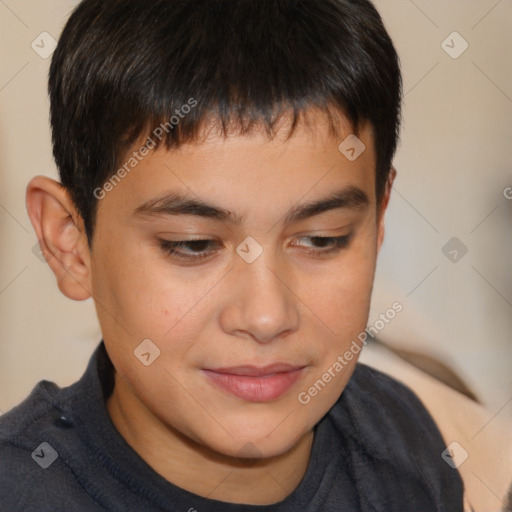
xmin=106 ymin=376 xmax=315 ymax=505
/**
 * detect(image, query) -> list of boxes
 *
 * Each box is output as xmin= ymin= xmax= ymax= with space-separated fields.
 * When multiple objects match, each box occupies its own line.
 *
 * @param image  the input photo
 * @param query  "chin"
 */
xmin=197 ymin=421 xmax=309 ymax=461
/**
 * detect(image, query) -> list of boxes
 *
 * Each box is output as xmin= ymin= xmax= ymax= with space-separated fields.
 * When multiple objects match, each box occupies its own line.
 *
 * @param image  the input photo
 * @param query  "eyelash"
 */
xmin=158 ymin=235 xmax=353 ymax=263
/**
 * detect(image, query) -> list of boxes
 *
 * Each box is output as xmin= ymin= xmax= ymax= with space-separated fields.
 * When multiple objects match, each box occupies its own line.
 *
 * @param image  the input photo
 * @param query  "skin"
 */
xmin=26 ymin=110 xmax=395 ymax=505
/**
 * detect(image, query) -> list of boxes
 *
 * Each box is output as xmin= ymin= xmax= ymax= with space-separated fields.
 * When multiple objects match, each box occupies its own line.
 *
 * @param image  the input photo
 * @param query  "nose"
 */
xmin=219 ymin=249 xmax=300 ymax=344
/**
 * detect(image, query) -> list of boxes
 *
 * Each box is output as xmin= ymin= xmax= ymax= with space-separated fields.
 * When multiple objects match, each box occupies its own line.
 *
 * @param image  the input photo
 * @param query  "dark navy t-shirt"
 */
xmin=0 ymin=342 xmax=464 ymax=511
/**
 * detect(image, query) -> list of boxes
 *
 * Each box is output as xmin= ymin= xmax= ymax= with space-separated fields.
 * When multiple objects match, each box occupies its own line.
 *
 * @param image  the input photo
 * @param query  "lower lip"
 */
xmin=203 ymin=368 xmax=305 ymax=402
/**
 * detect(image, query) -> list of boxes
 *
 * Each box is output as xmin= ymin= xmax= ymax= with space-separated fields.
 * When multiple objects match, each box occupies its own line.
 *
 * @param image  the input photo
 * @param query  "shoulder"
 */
xmin=0 ymin=381 xmax=58 ymax=483
xmin=0 ymin=377 xmax=67 ymax=447
xmin=331 ymin=361 xmax=455 ymax=455
xmin=360 ymin=343 xmax=512 ymax=511
xmin=340 ymin=361 xmax=442 ymax=429
xmin=331 ymin=362 xmax=464 ymax=487
xmin=0 ymin=380 xmax=95 ymax=511
xmin=317 ymin=362 xmax=465 ymax=510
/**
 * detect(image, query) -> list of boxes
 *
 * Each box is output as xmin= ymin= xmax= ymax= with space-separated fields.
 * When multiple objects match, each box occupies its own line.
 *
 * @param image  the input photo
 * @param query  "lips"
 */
xmin=210 ymin=363 xmax=303 ymax=376
xmin=203 ymin=364 xmax=306 ymax=402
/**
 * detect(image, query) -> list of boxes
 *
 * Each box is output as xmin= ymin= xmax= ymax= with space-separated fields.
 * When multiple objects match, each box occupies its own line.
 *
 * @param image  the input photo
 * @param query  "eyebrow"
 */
xmin=133 ymin=185 xmax=370 ymax=225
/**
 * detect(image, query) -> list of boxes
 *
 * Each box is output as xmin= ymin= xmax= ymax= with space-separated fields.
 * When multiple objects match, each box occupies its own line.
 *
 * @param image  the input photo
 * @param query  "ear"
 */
xmin=26 ymin=176 xmax=92 ymax=301
xmin=376 ymin=166 xmax=397 ymax=252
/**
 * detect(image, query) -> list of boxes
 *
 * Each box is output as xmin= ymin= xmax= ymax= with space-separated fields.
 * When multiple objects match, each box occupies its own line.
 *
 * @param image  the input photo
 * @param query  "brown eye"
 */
xmin=158 ymin=239 xmax=221 ymax=262
xmin=292 ymin=235 xmax=353 ymax=255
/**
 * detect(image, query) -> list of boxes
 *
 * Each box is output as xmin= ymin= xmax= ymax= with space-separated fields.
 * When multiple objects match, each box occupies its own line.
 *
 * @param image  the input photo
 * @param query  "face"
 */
xmin=90 ymin=111 xmax=385 ymax=459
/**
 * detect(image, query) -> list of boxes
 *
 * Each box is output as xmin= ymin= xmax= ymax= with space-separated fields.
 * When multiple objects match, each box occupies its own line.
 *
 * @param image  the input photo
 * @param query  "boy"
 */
xmin=0 ymin=0 xmax=465 ymax=510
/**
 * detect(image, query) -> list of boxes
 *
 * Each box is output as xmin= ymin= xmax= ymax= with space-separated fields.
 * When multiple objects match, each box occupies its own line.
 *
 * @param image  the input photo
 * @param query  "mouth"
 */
xmin=203 ymin=364 xmax=306 ymax=402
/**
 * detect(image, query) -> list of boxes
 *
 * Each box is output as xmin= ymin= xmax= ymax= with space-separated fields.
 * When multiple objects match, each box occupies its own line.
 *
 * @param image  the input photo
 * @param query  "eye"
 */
xmin=158 ymin=239 xmax=221 ymax=262
xmin=291 ymin=234 xmax=352 ymax=255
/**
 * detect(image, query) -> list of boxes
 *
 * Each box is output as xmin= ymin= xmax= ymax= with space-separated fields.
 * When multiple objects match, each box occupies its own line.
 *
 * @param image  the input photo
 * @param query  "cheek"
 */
xmin=305 ymin=243 xmax=377 ymax=340
xmin=92 ymin=237 xmax=211 ymax=337
xmin=91 ymin=245 xmax=234 ymax=389
xmin=296 ymin=252 xmax=376 ymax=413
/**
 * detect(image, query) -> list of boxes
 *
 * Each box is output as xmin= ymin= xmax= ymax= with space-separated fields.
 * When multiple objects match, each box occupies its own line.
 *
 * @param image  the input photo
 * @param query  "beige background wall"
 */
xmin=0 ymin=1 xmax=511 ymax=418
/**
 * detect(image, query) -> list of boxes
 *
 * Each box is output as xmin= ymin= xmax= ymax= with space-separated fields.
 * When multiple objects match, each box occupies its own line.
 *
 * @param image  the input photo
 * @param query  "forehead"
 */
xmin=162 ymin=109 xmax=374 ymax=165
xmin=97 ymin=111 xmax=377 ymax=223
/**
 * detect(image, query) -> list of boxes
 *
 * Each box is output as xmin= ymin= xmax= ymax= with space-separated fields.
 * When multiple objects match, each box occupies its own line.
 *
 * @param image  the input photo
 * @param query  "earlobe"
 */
xmin=377 ymin=166 xmax=397 ymax=252
xmin=26 ymin=176 xmax=92 ymax=301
